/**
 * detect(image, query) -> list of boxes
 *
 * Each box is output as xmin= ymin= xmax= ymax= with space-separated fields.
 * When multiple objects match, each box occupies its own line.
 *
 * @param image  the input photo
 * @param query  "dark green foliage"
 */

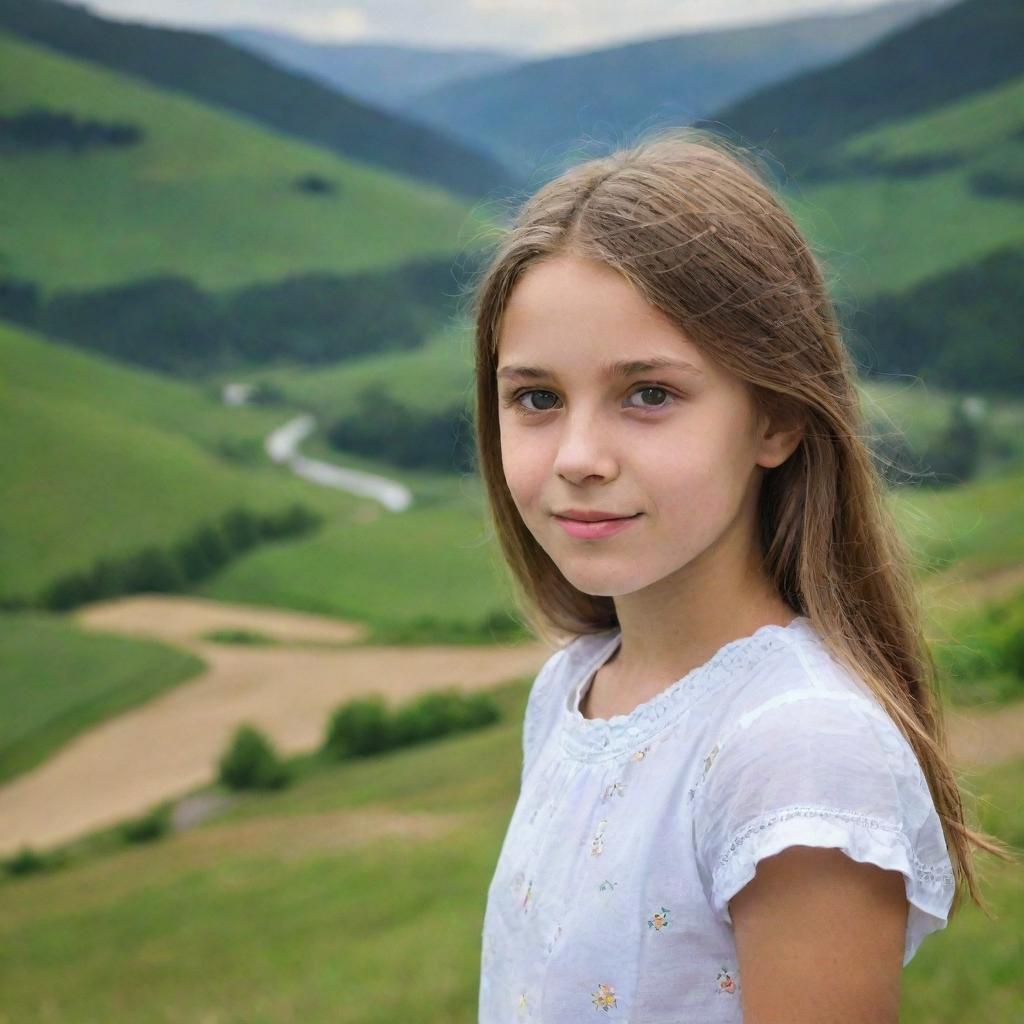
xmin=119 ymin=802 xmax=172 ymax=844
xmin=327 ymin=389 xmax=477 ymax=473
xmin=0 ymin=0 xmax=515 ymax=198
xmin=324 ymin=696 xmax=394 ymax=759
xmin=871 ymin=401 xmax=987 ymax=489
xmin=848 ymin=246 xmax=1024 ymax=396
xmin=0 ymin=275 xmax=39 ymax=322
xmin=220 ymin=507 xmax=262 ymax=553
xmin=218 ymin=724 xmax=291 ymax=790
xmin=392 ymin=689 xmax=500 ymax=746
xmin=293 ymin=173 xmax=336 ymax=195
xmin=42 ymin=276 xmax=227 ymax=376
xmin=934 ymin=588 xmax=1024 ymax=704
xmin=14 ymin=255 xmax=473 ymax=376
xmin=799 ymin=148 xmax=964 ymax=184
xmin=3 ymin=845 xmax=53 ymax=876
xmin=970 ymin=169 xmax=1024 ymax=201
xmin=38 ymin=503 xmax=323 ymax=610
xmin=707 ymin=0 xmax=1024 ymax=180
xmin=367 ymin=611 xmax=530 ymax=645
xmin=322 ymin=689 xmax=501 ymax=760
xmin=0 ymin=106 xmax=142 ymax=150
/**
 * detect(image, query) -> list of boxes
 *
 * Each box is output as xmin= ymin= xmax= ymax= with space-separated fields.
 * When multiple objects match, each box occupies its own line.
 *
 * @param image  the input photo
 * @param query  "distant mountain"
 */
xmin=403 ymin=0 xmax=955 ymax=179
xmin=218 ymin=30 xmax=525 ymax=113
xmin=0 ymin=0 xmax=518 ymax=198
xmin=705 ymin=0 xmax=1024 ymax=180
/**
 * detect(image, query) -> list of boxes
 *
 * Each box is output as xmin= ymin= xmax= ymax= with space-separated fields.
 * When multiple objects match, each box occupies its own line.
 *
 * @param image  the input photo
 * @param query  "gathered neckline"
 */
xmin=560 ymin=616 xmax=814 ymax=762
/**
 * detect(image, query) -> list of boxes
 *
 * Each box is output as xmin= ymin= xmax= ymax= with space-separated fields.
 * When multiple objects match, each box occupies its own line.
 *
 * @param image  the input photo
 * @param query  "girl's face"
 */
xmin=496 ymin=254 xmax=794 ymax=599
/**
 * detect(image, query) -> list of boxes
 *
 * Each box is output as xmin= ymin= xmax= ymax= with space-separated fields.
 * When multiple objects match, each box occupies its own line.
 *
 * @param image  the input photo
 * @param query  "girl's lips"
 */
xmin=555 ymin=513 xmax=642 ymax=539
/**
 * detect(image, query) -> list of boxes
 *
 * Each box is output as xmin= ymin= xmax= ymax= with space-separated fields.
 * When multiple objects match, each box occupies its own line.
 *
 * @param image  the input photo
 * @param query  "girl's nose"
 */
xmin=553 ymin=408 xmax=619 ymax=484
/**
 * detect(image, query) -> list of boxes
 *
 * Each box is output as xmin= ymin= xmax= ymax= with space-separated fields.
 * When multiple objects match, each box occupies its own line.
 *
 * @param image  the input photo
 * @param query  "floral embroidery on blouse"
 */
xmin=516 ymin=991 xmax=530 ymax=1020
xmin=631 ymin=746 xmax=650 ymax=762
xmin=687 ymin=740 xmax=722 ymax=803
xmin=521 ymin=879 xmax=533 ymax=912
xmin=545 ymin=923 xmax=562 ymax=956
xmin=647 ymin=906 xmax=671 ymax=930
xmin=591 ymin=983 xmax=617 ymax=1011
xmin=716 ymin=966 xmax=739 ymax=995
xmin=591 ymin=818 xmax=608 ymax=856
xmin=602 ymin=781 xmax=626 ymax=802
xmin=598 ymin=879 xmax=617 ymax=894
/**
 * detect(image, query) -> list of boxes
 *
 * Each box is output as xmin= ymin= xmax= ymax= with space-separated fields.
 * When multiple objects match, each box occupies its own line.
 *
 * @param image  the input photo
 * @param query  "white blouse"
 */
xmin=478 ymin=616 xmax=955 ymax=1022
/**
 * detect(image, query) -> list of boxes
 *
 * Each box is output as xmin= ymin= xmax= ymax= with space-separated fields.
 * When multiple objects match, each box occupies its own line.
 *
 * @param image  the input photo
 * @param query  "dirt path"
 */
xmin=0 ymin=596 xmax=554 ymax=855
xmin=1 ymin=593 xmax=1020 ymax=856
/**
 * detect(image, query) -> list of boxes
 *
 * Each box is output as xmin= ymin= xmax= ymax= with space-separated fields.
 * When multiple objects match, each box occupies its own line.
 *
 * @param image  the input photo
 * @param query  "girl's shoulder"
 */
xmin=713 ymin=617 xmax=893 ymax=726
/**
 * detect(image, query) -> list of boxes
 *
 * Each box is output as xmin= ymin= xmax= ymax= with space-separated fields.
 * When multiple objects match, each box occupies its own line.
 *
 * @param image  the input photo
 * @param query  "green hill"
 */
xmin=710 ymin=0 xmax=1024 ymax=179
xmin=0 ymin=319 xmax=516 ymax=634
xmin=0 ymin=30 xmax=488 ymax=295
xmin=0 ymin=319 xmax=360 ymax=601
xmin=0 ymin=0 xmax=515 ymax=199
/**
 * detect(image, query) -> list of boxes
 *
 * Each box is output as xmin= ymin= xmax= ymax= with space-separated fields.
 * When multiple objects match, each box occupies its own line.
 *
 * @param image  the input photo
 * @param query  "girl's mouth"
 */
xmin=554 ymin=513 xmax=642 ymax=540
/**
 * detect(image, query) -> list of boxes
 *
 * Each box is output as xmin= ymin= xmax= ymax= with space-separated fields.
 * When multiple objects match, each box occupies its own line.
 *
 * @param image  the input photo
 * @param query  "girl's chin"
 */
xmin=555 ymin=566 xmax=652 ymax=599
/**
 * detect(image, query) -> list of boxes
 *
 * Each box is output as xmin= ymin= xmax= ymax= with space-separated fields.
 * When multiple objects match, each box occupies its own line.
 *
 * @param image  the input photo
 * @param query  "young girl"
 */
xmin=469 ymin=129 xmax=1010 ymax=1023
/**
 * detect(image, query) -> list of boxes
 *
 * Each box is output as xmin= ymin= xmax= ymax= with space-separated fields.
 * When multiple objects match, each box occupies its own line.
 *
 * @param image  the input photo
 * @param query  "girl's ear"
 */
xmin=755 ymin=408 xmax=805 ymax=470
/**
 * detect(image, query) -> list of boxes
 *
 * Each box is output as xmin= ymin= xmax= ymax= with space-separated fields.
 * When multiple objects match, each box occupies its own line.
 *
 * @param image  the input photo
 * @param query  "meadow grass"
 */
xmin=0 ymin=675 xmax=1019 ymax=1023
xmin=783 ymin=76 xmax=1024 ymax=305
xmin=0 ymin=610 xmax=203 ymax=785
xmin=0 ymin=31 xmax=487 ymax=294
xmin=0 ymin=319 xmax=366 ymax=599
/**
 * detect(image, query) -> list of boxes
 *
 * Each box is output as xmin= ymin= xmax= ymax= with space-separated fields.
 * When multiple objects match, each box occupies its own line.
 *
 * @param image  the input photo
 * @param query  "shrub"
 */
xmin=322 ymin=689 xmax=502 ymax=761
xmin=3 ymin=845 xmax=49 ymax=876
xmin=323 ymin=696 xmax=394 ymax=759
xmin=218 ymin=724 xmax=291 ymax=790
xmin=392 ymin=689 xmax=498 ymax=746
xmin=120 ymin=802 xmax=173 ymax=844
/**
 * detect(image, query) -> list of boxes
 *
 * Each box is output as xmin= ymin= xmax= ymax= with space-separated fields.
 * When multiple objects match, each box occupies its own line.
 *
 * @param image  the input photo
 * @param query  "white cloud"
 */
xmin=288 ymin=6 xmax=370 ymax=42
xmin=74 ymin=0 xmax=928 ymax=54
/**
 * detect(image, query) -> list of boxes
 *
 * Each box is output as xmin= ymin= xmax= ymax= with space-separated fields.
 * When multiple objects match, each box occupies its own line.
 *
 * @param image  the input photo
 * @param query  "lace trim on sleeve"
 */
xmin=715 ymin=804 xmax=955 ymax=890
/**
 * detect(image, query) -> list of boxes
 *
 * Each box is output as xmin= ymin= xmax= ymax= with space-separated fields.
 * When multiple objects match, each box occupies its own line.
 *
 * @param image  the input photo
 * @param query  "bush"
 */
xmin=323 ymin=696 xmax=394 ymax=759
xmin=120 ymin=802 xmax=173 ymax=844
xmin=3 ymin=845 xmax=50 ymax=876
xmin=392 ymin=689 xmax=499 ymax=746
xmin=934 ymin=589 xmax=1024 ymax=704
xmin=323 ymin=688 xmax=501 ymax=760
xmin=37 ymin=502 xmax=323 ymax=610
xmin=218 ymin=724 xmax=291 ymax=790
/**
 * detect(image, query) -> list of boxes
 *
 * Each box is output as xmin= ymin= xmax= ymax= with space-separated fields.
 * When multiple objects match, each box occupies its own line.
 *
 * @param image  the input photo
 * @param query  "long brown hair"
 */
xmin=469 ymin=126 xmax=1014 ymax=918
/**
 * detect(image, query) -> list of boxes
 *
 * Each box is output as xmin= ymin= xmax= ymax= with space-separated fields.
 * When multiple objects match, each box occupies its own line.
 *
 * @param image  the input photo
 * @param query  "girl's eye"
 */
xmin=504 ymin=385 xmax=675 ymax=415
xmin=511 ymin=389 xmax=560 ymax=413
xmin=625 ymin=386 xmax=672 ymax=410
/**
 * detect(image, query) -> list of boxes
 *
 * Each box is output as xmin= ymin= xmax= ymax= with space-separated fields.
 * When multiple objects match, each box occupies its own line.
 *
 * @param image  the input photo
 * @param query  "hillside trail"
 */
xmin=0 ymin=595 xmax=553 ymax=855
xmin=0 ymin=591 xmax=1020 ymax=855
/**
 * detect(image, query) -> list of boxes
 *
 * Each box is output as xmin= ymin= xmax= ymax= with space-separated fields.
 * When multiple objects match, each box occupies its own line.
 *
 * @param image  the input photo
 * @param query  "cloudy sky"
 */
xmin=71 ymin=0 xmax=921 ymax=55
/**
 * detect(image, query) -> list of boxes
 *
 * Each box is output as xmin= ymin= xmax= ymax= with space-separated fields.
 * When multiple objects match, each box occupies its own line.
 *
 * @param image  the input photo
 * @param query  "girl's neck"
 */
xmin=607 ymin=571 xmax=797 ymax=695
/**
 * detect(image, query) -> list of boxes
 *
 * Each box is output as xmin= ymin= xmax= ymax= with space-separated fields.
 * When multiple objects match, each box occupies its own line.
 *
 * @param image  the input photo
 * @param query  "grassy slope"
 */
xmin=784 ymin=75 xmax=1024 ymax=303
xmin=0 ymin=320 xmax=365 ymax=598
xmin=250 ymin=324 xmax=476 ymax=417
xmin=0 ymin=611 xmax=204 ymax=785
xmin=1 ymin=318 xmax=516 ymax=626
xmin=0 ymin=31 xmax=488 ymax=294
xmin=0 ymin=681 xmax=1019 ymax=1022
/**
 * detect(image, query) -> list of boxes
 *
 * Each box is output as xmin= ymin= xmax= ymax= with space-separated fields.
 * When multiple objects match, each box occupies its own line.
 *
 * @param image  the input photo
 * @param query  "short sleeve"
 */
xmin=691 ymin=690 xmax=956 ymax=967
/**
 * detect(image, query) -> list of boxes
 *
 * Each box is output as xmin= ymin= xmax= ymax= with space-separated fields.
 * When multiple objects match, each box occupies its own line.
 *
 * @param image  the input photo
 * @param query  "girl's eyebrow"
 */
xmin=496 ymin=357 xmax=704 ymax=381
